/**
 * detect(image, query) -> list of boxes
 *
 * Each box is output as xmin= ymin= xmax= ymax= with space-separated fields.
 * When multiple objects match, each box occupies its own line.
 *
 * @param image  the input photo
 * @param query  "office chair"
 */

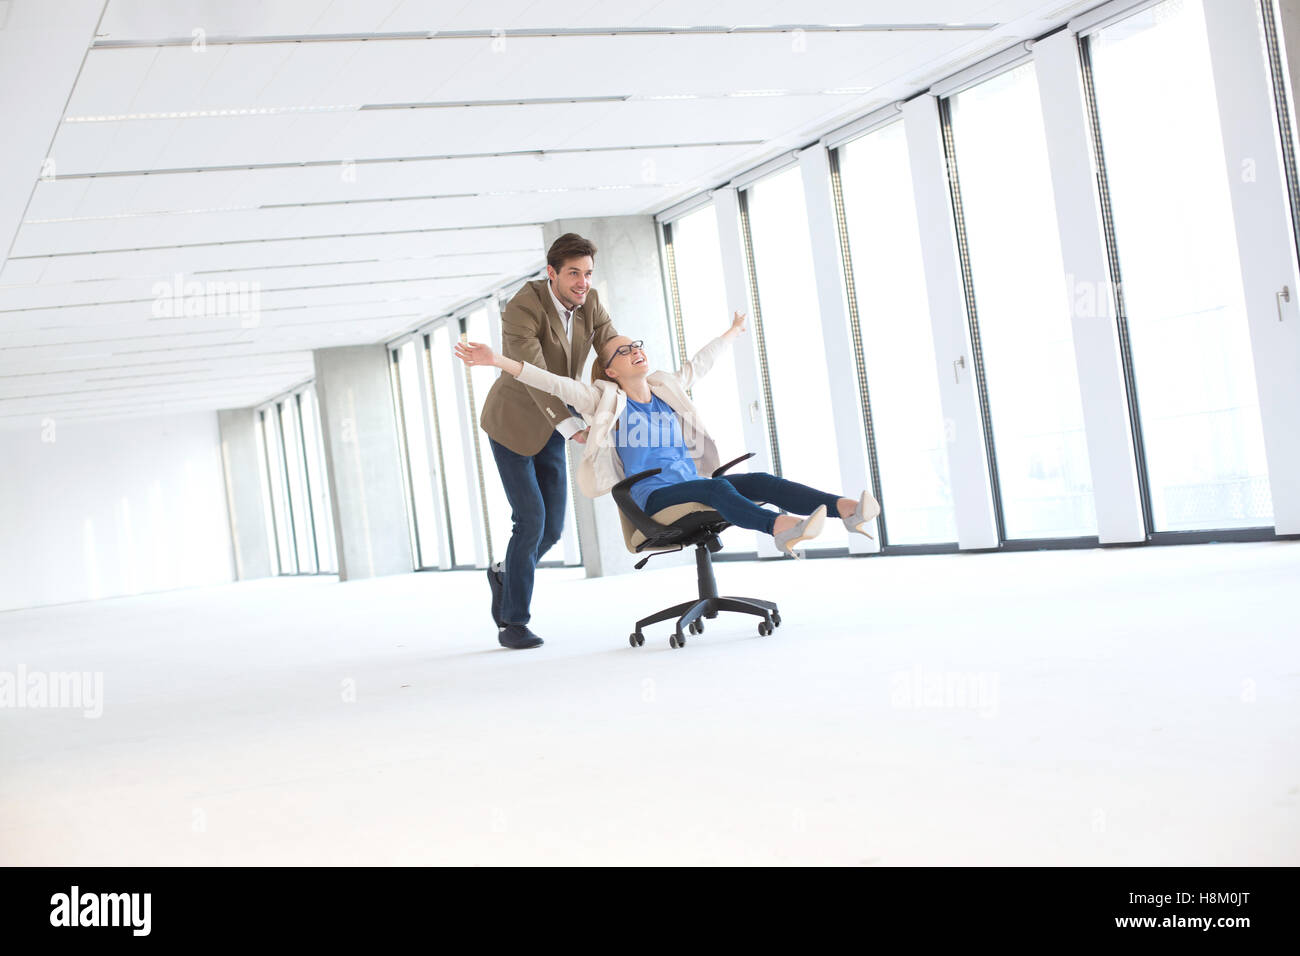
xmin=611 ymin=453 xmax=781 ymax=649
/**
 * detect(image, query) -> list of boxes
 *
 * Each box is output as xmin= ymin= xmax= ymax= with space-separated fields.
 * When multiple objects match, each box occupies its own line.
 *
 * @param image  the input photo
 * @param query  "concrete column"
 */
xmin=312 ymin=345 xmax=414 ymax=581
xmin=217 ymin=407 xmax=275 ymax=580
xmin=540 ymin=214 xmax=690 ymax=577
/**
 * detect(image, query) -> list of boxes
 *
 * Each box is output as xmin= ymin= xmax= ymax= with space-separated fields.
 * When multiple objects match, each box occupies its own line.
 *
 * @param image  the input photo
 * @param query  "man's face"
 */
xmin=547 ymin=255 xmax=594 ymax=311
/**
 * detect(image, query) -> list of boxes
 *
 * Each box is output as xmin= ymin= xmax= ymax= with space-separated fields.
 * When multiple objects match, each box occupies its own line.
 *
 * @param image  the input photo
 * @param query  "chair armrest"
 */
xmin=611 ymin=468 xmax=668 ymax=540
xmin=711 ymin=452 xmax=754 ymax=478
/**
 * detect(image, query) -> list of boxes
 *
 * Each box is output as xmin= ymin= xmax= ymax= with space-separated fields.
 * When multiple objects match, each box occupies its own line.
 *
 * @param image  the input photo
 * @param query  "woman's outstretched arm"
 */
xmin=454 ymin=340 xmax=601 ymax=417
xmin=676 ymin=311 xmax=747 ymax=391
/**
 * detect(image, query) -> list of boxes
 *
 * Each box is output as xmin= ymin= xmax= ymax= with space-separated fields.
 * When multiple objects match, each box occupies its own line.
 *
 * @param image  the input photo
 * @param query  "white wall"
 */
xmin=0 ymin=412 xmax=235 ymax=612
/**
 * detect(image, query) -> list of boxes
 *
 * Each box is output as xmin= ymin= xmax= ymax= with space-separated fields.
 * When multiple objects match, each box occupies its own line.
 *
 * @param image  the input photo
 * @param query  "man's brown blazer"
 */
xmin=479 ymin=278 xmax=619 ymax=456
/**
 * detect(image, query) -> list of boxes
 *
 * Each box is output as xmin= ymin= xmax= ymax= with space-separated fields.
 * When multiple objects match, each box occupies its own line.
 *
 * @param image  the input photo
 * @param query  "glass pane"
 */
xmin=947 ymin=62 xmax=1098 ymax=539
xmin=397 ymin=340 xmax=443 ymax=568
xmin=298 ymin=388 xmax=338 ymax=574
xmin=429 ymin=323 xmax=478 ymax=564
xmin=253 ymin=411 xmax=281 ymax=575
xmin=279 ymin=398 xmax=318 ymax=571
xmin=667 ymin=205 xmax=752 ymax=551
xmin=837 ymin=122 xmax=959 ymax=545
xmin=465 ymin=307 xmax=513 ymax=565
xmin=745 ymin=166 xmax=848 ymax=549
xmin=559 ymin=463 xmax=582 ymax=566
xmin=1091 ymin=0 xmax=1273 ymax=530
xmin=260 ymin=409 xmax=295 ymax=573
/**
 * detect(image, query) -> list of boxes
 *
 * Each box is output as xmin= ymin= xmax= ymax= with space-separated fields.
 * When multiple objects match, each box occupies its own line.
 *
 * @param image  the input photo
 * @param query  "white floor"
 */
xmin=1 ymin=541 xmax=1297 ymax=866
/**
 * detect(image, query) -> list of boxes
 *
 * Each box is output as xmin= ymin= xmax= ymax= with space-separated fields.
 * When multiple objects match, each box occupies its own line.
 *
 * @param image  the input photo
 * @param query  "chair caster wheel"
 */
xmin=772 ymin=612 xmax=781 ymax=628
xmin=688 ymin=620 xmax=703 ymax=635
xmin=629 ymin=632 xmax=644 ymax=647
xmin=758 ymin=621 xmax=773 ymax=636
xmin=670 ymin=632 xmax=685 ymax=649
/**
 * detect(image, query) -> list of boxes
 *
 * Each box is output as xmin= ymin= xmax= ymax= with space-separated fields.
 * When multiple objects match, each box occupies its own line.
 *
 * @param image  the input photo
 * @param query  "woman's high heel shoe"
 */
xmin=842 ymin=491 xmax=881 ymax=539
xmin=773 ymin=505 xmax=827 ymax=558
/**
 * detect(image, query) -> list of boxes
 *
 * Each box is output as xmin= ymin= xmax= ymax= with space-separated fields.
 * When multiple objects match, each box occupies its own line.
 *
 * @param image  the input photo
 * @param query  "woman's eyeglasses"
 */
xmin=604 ymin=340 xmax=644 ymax=369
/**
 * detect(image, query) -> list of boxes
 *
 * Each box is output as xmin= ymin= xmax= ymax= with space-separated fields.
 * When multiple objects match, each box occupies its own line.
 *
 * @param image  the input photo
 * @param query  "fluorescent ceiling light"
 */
xmin=65 ymin=105 xmax=359 ymax=122
xmin=26 ymin=205 xmax=258 ymax=224
xmin=27 ymin=183 xmax=667 ymax=224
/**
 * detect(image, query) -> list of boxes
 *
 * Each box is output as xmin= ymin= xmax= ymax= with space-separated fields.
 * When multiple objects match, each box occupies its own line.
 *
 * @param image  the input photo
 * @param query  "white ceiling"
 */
xmin=0 ymin=0 xmax=1100 ymax=426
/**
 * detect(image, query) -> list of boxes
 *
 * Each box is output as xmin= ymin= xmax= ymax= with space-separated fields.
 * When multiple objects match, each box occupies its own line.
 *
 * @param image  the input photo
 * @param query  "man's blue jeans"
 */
xmin=489 ymin=430 xmax=567 ymax=626
xmin=643 ymin=473 xmax=841 ymax=535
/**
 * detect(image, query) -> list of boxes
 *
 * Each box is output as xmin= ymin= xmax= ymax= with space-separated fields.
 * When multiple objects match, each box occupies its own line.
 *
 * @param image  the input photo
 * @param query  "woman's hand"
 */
xmin=454 ymin=341 xmax=496 ymax=369
xmin=727 ymin=311 xmax=748 ymax=337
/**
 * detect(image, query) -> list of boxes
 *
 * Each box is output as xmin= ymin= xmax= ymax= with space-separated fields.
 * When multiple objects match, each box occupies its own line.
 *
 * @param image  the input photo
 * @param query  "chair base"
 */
xmin=626 ymin=539 xmax=782 ymax=649
xmin=629 ymin=596 xmax=781 ymax=650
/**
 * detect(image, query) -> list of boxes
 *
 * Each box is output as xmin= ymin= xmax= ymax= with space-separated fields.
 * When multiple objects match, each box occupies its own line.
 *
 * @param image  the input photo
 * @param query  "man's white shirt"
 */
xmin=547 ymin=282 xmax=587 ymax=440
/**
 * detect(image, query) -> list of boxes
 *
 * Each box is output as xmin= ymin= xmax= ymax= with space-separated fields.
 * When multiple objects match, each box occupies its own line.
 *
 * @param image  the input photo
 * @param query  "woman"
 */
xmin=455 ymin=311 xmax=880 ymax=556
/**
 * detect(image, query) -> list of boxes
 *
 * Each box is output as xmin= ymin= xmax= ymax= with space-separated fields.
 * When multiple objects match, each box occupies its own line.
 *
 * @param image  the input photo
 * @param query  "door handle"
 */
xmin=1277 ymin=285 xmax=1291 ymax=322
xmin=953 ymin=355 xmax=966 ymax=383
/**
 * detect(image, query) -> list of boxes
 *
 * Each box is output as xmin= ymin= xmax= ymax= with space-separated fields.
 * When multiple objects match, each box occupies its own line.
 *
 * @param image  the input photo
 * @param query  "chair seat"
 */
xmin=619 ymin=501 xmax=724 ymax=552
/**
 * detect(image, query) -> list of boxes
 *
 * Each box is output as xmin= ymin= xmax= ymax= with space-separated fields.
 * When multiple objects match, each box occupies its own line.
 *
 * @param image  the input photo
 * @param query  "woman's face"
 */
xmin=603 ymin=337 xmax=648 ymax=380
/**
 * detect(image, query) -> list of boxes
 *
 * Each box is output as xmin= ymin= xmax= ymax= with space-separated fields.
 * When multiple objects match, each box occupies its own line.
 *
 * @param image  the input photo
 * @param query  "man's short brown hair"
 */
xmin=547 ymin=233 xmax=597 ymax=272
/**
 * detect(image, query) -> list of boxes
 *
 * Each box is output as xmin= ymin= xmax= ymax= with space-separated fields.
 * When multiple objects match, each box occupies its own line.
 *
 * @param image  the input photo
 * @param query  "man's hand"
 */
xmin=727 ymin=310 xmax=748 ymax=337
xmin=572 ymin=428 xmax=590 ymax=444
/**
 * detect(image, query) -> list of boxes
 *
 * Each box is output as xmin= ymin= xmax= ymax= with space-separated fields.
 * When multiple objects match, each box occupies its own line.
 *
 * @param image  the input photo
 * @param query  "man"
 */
xmin=478 ymin=234 xmax=619 ymax=649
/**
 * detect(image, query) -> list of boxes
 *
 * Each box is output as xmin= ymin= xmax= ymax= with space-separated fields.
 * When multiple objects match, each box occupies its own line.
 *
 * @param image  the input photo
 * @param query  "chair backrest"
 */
xmin=619 ymin=502 xmax=719 ymax=553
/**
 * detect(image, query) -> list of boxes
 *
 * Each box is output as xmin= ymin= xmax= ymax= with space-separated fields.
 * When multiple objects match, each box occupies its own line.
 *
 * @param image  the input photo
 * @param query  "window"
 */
xmin=464 ymin=307 xmax=512 ymax=566
xmin=945 ymin=62 xmax=1098 ymax=539
xmin=1086 ymin=0 xmax=1273 ymax=530
xmin=394 ymin=339 xmax=444 ymax=568
xmin=664 ymin=205 xmax=751 ymax=551
xmin=464 ymin=306 xmax=581 ymax=567
xmin=256 ymin=386 xmax=336 ymax=576
xmin=743 ymin=166 xmax=849 ymax=550
xmin=297 ymin=388 xmax=337 ymax=574
xmin=391 ymin=298 xmax=585 ymax=572
xmin=259 ymin=406 xmax=295 ymax=573
xmin=427 ymin=323 xmax=478 ymax=565
xmin=278 ymin=397 xmax=317 ymax=571
xmin=836 ymin=121 xmax=959 ymax=545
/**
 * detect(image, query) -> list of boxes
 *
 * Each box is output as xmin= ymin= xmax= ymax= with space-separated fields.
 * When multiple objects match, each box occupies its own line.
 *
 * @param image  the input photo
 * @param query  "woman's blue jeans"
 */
xmin=643 ymin=473 xmax=841 ymax=535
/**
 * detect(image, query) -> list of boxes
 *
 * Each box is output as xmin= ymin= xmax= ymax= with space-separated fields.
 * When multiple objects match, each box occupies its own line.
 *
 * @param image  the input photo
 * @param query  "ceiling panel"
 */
xmin=0 ymin=249 xmax=541 ymax=312
xmin=1 ymin=309 xmax=439 ymax=351
xmin=69 ymin=30 xmax=972 ymax=117
xmin=94 ymin=1 xmax=1065 ymax=42
xmin=27 ymin=146 xmax=751 ymax=223
xmin=1 ymin=224 xmax=544 ymax=284
xmin=0 ymin=0 xmax=1102 ymax=425
xmin=12 ymin=183 xmax=688 ymax=255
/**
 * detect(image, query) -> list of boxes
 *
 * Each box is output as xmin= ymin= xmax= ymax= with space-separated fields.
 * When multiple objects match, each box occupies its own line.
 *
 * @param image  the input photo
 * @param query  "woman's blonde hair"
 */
xmin=590 ymin=339 xmax=620 ymax=386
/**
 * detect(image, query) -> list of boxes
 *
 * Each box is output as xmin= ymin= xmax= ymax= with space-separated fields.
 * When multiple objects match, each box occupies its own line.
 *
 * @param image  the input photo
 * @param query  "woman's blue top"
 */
xmin=614 ymin=392 xmax=700 ymax=511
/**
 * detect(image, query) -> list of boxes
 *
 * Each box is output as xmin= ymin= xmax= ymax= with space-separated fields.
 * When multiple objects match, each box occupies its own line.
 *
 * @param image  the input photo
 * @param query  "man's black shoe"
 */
xmin=487 ymin=562 xmax=504 ymax=626
xmin=498 ymin=623 xmax=543 ymax=650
